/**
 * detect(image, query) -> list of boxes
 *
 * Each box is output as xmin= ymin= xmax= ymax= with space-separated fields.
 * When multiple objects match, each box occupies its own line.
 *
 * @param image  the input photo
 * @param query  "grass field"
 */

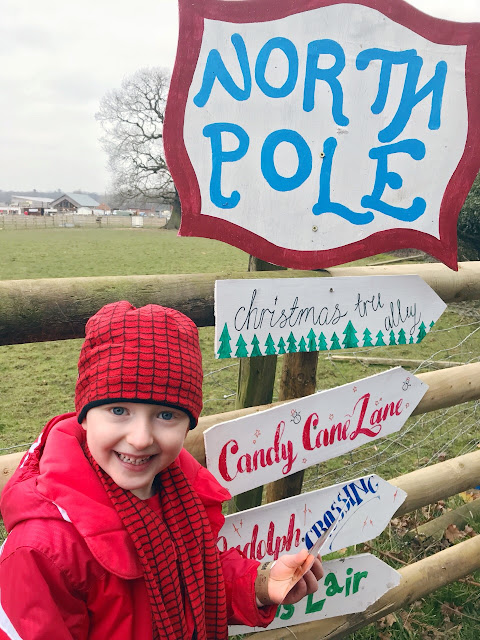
xmin=1 ymin=227 xmax=479 ymax=638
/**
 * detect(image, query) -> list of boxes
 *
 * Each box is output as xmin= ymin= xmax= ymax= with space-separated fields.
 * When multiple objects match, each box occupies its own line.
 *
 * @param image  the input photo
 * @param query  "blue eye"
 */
xmin=111 ymin=407 xmax=126 ymax=416
xmin=160 ymin=411 xmax=173 ymax=421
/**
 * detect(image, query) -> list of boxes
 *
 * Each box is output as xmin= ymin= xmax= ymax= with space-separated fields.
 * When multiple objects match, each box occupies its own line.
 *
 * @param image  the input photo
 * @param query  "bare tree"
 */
xmin=96 ymin=67 xmax=180 ymax=229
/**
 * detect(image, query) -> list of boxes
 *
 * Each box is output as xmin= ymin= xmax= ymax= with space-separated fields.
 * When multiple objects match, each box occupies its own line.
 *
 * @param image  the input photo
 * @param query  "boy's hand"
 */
xmin=255 ymin=549 xmax=324 ymax=606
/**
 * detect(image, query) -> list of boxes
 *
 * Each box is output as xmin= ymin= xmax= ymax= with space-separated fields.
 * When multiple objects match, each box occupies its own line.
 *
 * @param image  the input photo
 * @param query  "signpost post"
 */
xmin=164 ymin=0 xmax=480 ymax=634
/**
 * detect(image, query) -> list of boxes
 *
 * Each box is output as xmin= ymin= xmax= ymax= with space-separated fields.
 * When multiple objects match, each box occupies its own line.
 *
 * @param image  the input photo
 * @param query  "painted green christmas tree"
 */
xmin=342 ymin=321 xmax=359 ymax=348
xmin=217 ymin=323 xmax=232 ymax=359
xmin=298 ymin=336 xmax=307 ymax=352
xmin=362 ymin=327 xmax=373 ymax=347
xmin=250 ymin=334 xmax=263 ymax=357
xmin=264 ymin=333 xmax=276 ymax=355
xmin=277 ymin=336 xmax=286 ymax=354
xmin=235 ymin=334 xmax=248 ymax=358
xmin=430 ymin=321 xmax=435 ymax=329
xmin=330 ymin=332 xmax=341 ymax=350
xmin=307 ymin=328 xmax=317 ymax=352
xmin=287 ymin=332 xmax=297 ymax=353
xmin=409 ymin=335 xmax=414 ymax=344
xmin=375 ymin=331 xmax=386 ymax=346
xmin=389 ymin=330 xmax=397 ymax=346
xmin=397 ymin=328 xmax=407 ymax=345
xmin=318 ymin=332 xmax=328 ymax=350
xmin=416 ymin=322 xmax=427 ymax=343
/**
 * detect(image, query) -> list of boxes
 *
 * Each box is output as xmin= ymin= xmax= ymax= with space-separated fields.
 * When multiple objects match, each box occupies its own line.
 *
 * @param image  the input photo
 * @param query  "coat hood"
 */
xmin=1 ymin=413 xmax=231 ymax=581
xmin=1 ymin=413 xmax=143 ymax=578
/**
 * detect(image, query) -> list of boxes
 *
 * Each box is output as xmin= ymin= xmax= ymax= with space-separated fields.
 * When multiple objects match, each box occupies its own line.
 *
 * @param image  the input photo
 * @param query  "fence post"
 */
xmin=232 ymin=256 xmax=286 ymax=512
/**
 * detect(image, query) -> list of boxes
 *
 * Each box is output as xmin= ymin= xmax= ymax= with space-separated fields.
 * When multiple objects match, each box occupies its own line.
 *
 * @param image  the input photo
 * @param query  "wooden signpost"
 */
xmin=163 ymin=0 xmax=480 ymax=634
xmin=164 ymin=0 xmax=480 ymax=269
xmin=215 ymin=275 xmax=446 ymax=359
xmin=229 ymin=554 xmax=401 ymax=634
xmin=217 ymin=474 xmax=406 ymax=560
xmin=204 ymin=367 xmax=428 ymax=496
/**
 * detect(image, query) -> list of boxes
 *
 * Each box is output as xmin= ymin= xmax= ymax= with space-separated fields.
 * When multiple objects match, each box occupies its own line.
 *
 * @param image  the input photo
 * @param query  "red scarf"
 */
xmin=85 ymin=446 xmax=228 ymax=639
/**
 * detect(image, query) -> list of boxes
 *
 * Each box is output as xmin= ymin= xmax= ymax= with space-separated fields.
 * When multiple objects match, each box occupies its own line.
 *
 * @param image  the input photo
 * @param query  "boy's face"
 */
xmin=82 ymin=402 xmax=190 ymax=500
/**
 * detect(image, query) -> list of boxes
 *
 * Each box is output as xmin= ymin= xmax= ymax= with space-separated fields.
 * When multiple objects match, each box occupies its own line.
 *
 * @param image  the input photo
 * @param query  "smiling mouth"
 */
xmin=115 ymin=452 xmax=154 ymax=466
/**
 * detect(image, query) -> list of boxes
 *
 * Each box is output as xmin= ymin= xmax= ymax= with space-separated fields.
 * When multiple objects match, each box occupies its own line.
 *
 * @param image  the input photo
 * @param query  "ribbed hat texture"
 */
xmin=75 ymin=301 xmax=203 ymax=428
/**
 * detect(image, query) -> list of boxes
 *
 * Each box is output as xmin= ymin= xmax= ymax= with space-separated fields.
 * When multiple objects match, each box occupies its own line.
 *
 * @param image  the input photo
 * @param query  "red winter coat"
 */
xmin=0 ymin=414 xmax=276 ymax=639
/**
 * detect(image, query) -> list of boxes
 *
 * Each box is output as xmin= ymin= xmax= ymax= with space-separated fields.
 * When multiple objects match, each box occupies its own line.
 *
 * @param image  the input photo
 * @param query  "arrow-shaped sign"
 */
xmin=217 ymin=474 xmax=406 ymax=562
xmin=214 ymin=275 xmax=446 ymax=359
xmin=205 ymin=367 xmax=427 ymax=496
xmin=229 ymin=554 xmax=401 ymax=634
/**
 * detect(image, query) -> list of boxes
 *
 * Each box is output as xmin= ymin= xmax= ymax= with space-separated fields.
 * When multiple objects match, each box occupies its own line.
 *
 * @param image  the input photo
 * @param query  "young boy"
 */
xmin=0 ymin=301 xmax=323 ymax=639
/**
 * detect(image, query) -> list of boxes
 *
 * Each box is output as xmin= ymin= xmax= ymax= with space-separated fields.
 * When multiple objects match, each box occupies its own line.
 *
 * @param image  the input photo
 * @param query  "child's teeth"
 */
xmin=118 ymin=453 xmax=151 ymax=465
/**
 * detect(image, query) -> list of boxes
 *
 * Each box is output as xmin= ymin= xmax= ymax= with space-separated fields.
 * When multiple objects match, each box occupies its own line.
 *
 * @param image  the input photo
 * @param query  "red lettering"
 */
xmin=266 ymin=423 xmax=284 ymax=466
xmin=382 ymin=402 xmax=396 ymax=420
xmin=253 ymin=448 xmax=266 ymax=469
xmin=216 ymin=535 xmax=227 ymax=553
xmin=329 ymin=422 xmax=347 ymax=444
xmin=218 ymin=440 xmax=239 ymax=482
xmin=395 ymin=398 xmax=403 ymax=415
xmin=238 ymin=453 xmax=252 ymax=473
xmin=257 ymin=539 xmax=267 ymax=560
xmin=350 ymin=393 xmax=381 ymax=440
xmin=302 ymin=413 xmax=318 ymax=451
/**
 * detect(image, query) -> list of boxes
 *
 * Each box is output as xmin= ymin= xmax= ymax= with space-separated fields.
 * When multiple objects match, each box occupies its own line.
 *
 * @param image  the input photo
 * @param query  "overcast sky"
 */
xmin=1 ymin=0 xmax=479 ymax=196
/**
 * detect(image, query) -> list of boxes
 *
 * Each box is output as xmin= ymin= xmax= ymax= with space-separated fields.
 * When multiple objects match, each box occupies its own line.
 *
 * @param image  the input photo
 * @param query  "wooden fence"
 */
xmin=1 ymin=261 xmax=480 ymax=637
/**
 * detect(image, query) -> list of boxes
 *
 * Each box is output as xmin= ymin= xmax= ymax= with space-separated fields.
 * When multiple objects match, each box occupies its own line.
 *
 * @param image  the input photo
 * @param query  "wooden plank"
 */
xmin=214 ymin=275 xmax=446 ymax=358
xmin=407 ymin=498 xmax=480 ymax=541
xmin=0 ymin=262 xmax=479 ymax=345
xmin=204 ymin=368 xmax=427 ymax=497
xmin=328 ymin=355 xmax=464 ymax=369
xmin=2 ymin=362 xmax=479 ymax=495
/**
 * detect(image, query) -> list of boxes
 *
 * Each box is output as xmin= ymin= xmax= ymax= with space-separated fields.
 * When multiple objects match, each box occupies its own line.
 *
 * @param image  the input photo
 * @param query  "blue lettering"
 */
xmin=303 ymin=39 xmax=349 ymax=126
xmin=194 ymin=34 xmax=251 ymax=107
xmin=255 ymin=37 xmax=298 ymax=98
xmin=313 ymin=137 xmax=374 ymax=224
xmin=203 ymin=123 xmax=249 ymax=208
xmin=261 ymin=129 xmax=312 ymax=192
xmin=361 ymin=139 xmax=426 ymax=221
xmin=356 ymin=48 xmax=447 ymax=142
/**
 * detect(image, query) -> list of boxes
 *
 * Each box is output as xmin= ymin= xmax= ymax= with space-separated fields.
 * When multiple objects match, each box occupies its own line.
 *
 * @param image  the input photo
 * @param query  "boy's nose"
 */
xmin=125 ymin=420 xmax=155 ymax=450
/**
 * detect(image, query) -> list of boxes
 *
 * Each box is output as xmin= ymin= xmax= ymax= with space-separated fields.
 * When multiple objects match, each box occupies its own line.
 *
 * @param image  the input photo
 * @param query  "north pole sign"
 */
xmin=229 ymin=554 xmax=401 ymax=634
xmin=217 ymin=474 xmax=406 ymax=561
xmin=164 ymin=0 xmax=480 ymax=270
xmin=215 ymin=275 xmax=446 ymax=359
xmin=204 ymin=367 xmax=428 ymax=496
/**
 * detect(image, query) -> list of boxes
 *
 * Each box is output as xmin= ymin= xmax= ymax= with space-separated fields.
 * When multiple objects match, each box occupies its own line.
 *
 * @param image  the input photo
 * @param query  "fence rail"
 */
xmin=1 ymin=262 xmax=480 ymax=345
xmin=1 ymin=262 xmax=479 ymax=638
xmin=0 ymin=213 xmax=167 ymax=230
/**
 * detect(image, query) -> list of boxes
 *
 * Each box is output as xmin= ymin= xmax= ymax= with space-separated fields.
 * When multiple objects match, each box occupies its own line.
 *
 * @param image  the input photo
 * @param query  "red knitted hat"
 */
xmin=75 ymin=301 xmax=203 ymax=428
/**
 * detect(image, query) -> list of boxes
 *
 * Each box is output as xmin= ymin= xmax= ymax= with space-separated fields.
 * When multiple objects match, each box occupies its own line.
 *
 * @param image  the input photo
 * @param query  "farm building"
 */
xmin=51 ymin=192 xmax=100 ymax=213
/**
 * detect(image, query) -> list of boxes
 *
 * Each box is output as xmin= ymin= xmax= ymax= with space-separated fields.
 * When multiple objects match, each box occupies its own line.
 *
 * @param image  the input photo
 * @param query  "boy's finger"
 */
xmin=277 ymin=548 xmax=309 ymax=570
xmin=310 ymin=558 xmax=324 ymax=580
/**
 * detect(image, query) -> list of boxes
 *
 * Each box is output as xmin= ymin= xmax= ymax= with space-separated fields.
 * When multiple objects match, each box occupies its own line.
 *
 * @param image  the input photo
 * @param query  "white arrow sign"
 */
xmin=215 ymin=275 xmax=446 ymax=359
xmin=205 ymin=367 xmax=427 ymax=496
xmin=229 ymin=554 xmax=400 ymax=634
xmin=217 ymin=475 xmax=406 ymax=562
